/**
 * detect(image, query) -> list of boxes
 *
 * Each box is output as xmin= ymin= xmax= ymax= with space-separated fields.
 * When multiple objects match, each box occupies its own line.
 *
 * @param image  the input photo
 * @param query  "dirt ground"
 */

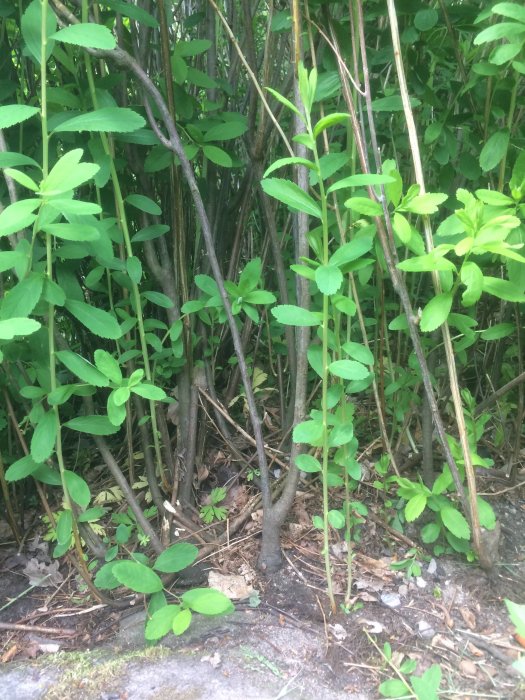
xmin=1 ymin=476 xmax=524 ymax=699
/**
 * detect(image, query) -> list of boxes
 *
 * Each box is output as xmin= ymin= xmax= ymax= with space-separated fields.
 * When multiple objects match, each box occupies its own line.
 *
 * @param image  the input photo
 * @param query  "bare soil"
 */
xmin=1 ymin=474 xmax=524 ymax=699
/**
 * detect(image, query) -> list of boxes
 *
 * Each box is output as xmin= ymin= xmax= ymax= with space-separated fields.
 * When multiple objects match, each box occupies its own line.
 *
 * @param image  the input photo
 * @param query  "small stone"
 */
xmin=381 ymin=592 xmax=401 ymax=608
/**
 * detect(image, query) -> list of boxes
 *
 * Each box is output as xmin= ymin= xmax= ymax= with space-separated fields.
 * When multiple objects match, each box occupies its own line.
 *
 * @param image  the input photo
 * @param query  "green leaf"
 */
xmin=410 ymin=664 xmax=441 ymax=700
xmin=131 ymin=383 xmax=166 ymax=400
xmin=327 ymin=173 xmax=394 ymax=193
xmin=421 ymin=522 xmax=441 ymax=543
xmin=342 ymin=341 xmax=374 ymax=365
xmin=295 ymin=454 xmax=322 ymax=473
xmin=397 ymin=253 xmax=456 ymax=273
xmin=261 ymin=179 xmax=321 ymax=218
xmin=420 ymin=292 xmax=453 ymax=333
xmin=202 ymin=145 xmax=232 ymax=167
xmin=65 ymin=300 xmax=122 ymax=339
xmin=344 ymin=197 xmax=383 ymax=216
xmin=145 ymin=605 xmax=181 ymax=640
xmin=265 ymin=87 xmax=304 ymax=120
xmin=43 ymin=224 xmax=99 ymax=242
xmin=479 ymin=130 xmax=510 ymax=172
xmin=105 ymin=0 xmax=158 ymax=28
xmin=57 ymin=350 xmax=109 ymax=387
xmin=64 ymin=470 xmax=91 ymax=509
xmin=112 ymin=561 xmax=163 ymax=594
xmin=492 ymin=2 xmax=525 ymax=23
xmin=271 ymin=304 xmax=320 ymax=326
xmin=402 ymin=192 xmax=448 ymax=215
xmin=40 ymin=149 xmax=99 ymax=195
xmin=64 ymin=415 xmax=120 ymax=435
xmin=474 ymin=22 xmax=525 ymax=45
xmin=142 ymin=291 xmax=174 ymax=308
xmin=54 ymin=108 xmax=146 ymax=134
xmin=94 ymin=562 xmax=121 ymax=590
xmin=482 ymin=276 xmax=525 ymax=302
xmin=0 ymin=198 xmax=41 ymax=238
xmin=328 ymin=510 xmax=345 ymax=529
xmin=126 ymin=194 xmax=162 ymax=215
xmin=263 ymin=157 xmax=315 ymax=178
xmin=181 ymin=588 xmax=234 ymax=615
xmin=372 ymin=95 xmax=420 ymax=111
xmin=92 ymin=350 xmax=121 ymax=385
xmin=4 ymin=168 xmax=38 ymax=191
xmin=328 ymin=360 xmax=369 ymax=380
xmin=292 ymin=419 xmax=324 ymax=445
xmin=480 ymin=322 xmax=515 ymax=340
xmin=315 ymin=265 xmax=343 ymax=295
xmin=393 ymin=212 xmax=412 ymax=245
xmin=5 ymin=455 xmax=42 ymax=481
xmin=51 ymin=23 xmax=116 ymax=50
xmin=174 ymin=38 xmax=212 ymax=56
xmin=172 ymin=608 xmax=192 ymax=636
xmin=131 ymin=224 xmax=170 ymax=243
xmin=505 ymin=599 xmax=525 ymax=636
xmin=441 ymin=505 xmax=470 ymax=539
xmin=22 ymin=0 xmax=56 ymax=64
xmin=203 ymin=121 xmax=248 ymax=142
xmin=32 ymin=465 xmax=62 ymax=485
xmin=56 ymin=510 xmax=72 ymax=547
xmin=405 ymin=493 xmax=427 ymax=521
xmin=378 ymin=678 xmax=409 ymax=697
xmin=0 ymin=272 xmax=44 ymax=318
xmin=154 ymin=542 xmax=199 ymax=573
xmin=48 ymin=199 xmax=102 ymax=216
xmin=328 ymin=423 xmax=354 ymax=447
xmin=414 ymin=8 xmax=439 ymax=31
xmin=126 ymin=256 xmax=142 ymax=284
xmin=0 ymin=317 xmax=41 ymax=339
xmin=477 ymin=497 xmax=496 ymax=530
xmin=0 ymin=152 xmax=40 ymax=169
xmin=329 ymin=234 xmax=375 ymax=267
xmin=460 ymin=261 xmax=484 ymax=307
xmin=313 ymin=113 xmax=349 ymax=138
xmin=31 ymin=411 xmax=56 ymax=463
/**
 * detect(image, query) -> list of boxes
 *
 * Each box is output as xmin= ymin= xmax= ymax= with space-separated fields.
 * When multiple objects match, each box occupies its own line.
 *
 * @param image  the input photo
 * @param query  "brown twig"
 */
xmin=0 ymin=622 xmax=76 ymax=636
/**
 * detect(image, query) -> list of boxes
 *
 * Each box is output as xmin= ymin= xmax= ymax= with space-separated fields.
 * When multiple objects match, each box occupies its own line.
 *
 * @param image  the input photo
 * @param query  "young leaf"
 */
xmin=460 ymin=261 xmax=484 ymax=306
xmin=172 ymin=608 xmax=192 ymax=635
xmin=271 ymin=304 xmax=320 ymax=326
xmin=65 ymin=300 xmax=122 ymax=339
xmin=261 ymin=178 xmax=321 ymax=218
xmin=263 ymin=157 xmax=315 ymax=178
xmin=202 ymin=145 xmax=233 ymax=167
xmin=145 ymin=605 xmax=182 ymax=640
xmin=112 ymin=561 xmax=163 ymax=594
xmin=51 ymin=23 xmax=116 ymax=50
xmin=64 ymin=470 xmax=91 ymax=509
xmin=125 ymin=194 xmax=162 ymax=215
xmin=313 ymin=113 xmax=349 ymax=138
xmin=482 ymin=276 xmax=525 ymax=302
xmin=420 ymin=292 xmax=453 ymax=333
xmin=31 ymin=410 xmax=57 ymax=463
xmin=54 ymin=108 xmax=146 ymax=133
xmin=40 ymin=149 xmax=99 ymax=195
xmin=56 ymin=510 xmax=72 ymax=546
xmin=327 ymin=173 xmax=394 ymax=193
xmin=315 ymin=264 xmax=343 ymax=295
xmin=328 ymin=510 xmax=345 ymax=529
xmin=0 ymin=198 xmax=41 ymax=238
xmin=405 ymin=493 xmax=427 ymax=521
xmin=131 ymin=383 xmax=166 ymax=401
xmin=328 ymin=360 xmax=369 ymax=380
xmin=0 ymin=318 xmax=41 ymax=340
xmin=181 ymin=588 xmax=234 ymax=615
xmin=154 ymin=542 xmax=199 ymax=573
xmin=479 ymin=130 xmax=510 ymax=172
xmin=5 ymin=455 xmax=42 ymax=481
xmin=21 ymin=0 xmax=56 ymax=64
xmin=441 ymin=505 xmax=471 ymax=539
xmin=265 ymin=86 xmax=304 ymax=120
xmin=295 ymin=454 xmax=322 ymax=473
xmin=344 ymin=197 xmax=383 ymax=216
xmin=56 ymin=350 xmax=109 ymax=387
xmin=292 ymin=419 xmax=324 ymax=445
xmin=64 ymin=415 xmax=120 ymax=435
xmin=401 ymin=192 xmax=448 ymax=215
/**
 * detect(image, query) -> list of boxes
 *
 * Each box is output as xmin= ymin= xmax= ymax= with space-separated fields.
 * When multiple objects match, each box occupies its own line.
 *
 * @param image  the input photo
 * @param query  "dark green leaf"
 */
xmin=64 ymin=415 xmax=120 ymax=435
xmin=154 ymin=542 xmax=199 ymax=573
xmin=65 ymin=300 xmax=122 ymax=339
xmin=112 ymin=561 xmax=163 ymax=593
xmin=54 ymin=108 xmax=146 ymax=134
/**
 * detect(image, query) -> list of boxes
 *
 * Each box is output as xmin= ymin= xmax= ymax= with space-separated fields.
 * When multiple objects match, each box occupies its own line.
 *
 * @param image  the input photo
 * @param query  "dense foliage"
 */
xmin=0 ymin=0 xmax=524 ymax=635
